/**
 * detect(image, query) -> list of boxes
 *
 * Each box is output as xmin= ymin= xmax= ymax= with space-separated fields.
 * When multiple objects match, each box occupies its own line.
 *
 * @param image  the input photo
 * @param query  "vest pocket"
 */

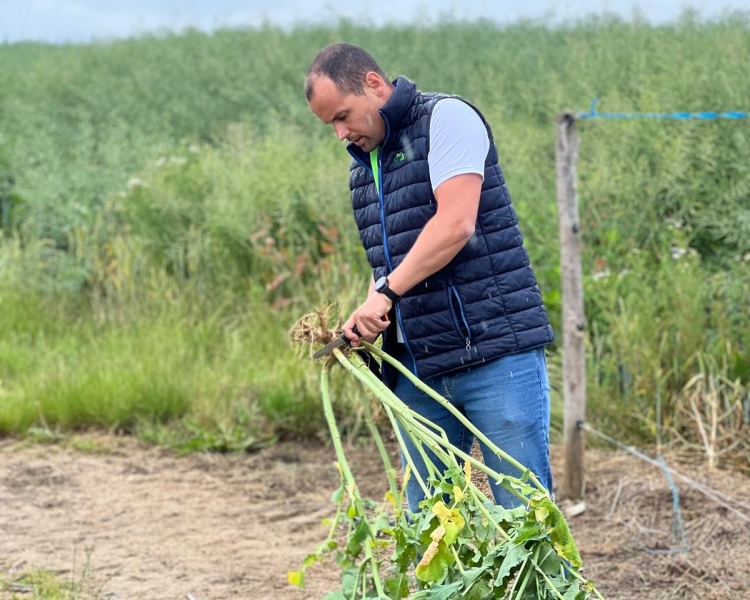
xmin=448 ymin=286 xmax=472 ymax=342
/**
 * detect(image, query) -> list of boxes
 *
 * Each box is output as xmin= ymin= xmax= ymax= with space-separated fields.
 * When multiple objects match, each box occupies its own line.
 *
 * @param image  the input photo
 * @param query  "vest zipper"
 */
xmin=449 ymin=286 xmax=473 ymax=363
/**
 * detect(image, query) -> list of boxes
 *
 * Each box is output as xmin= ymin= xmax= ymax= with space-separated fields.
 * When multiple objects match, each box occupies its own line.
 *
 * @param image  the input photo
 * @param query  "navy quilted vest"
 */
xmin=347 ymin=77 xmax=554 ymax=386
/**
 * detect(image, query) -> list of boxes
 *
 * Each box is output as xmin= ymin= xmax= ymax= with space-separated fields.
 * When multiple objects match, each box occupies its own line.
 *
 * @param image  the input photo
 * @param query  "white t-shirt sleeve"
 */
xmin=428 ymin=98 xmax=490 ymax=192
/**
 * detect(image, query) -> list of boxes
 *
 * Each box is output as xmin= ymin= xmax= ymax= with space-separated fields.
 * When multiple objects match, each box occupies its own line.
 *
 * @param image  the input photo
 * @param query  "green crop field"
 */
xmin=0 ymin=14 xmax=748 ymax=460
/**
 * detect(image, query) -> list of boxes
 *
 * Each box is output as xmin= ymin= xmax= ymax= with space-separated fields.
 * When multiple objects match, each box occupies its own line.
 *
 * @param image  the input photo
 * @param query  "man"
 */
xmin=305 ymin=43 xmax=554 ymax=511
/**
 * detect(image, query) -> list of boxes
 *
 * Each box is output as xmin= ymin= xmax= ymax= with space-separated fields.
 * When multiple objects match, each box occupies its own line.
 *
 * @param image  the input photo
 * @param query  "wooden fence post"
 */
xmin=555 ymin=113 xmax=586 ymax=502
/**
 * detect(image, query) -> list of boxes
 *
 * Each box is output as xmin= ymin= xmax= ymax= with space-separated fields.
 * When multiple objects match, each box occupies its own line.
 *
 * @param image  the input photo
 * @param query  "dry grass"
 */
xmin=557 ymin=448 xmax=750 ymax=600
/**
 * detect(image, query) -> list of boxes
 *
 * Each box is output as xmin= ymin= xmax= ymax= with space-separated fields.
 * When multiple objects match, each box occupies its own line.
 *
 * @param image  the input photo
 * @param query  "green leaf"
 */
xmin=461 ymin=565 xmax=494 ymax=600
xmin=409 ymin=580 xmax=463 ymax=600
xmin=442 ymin=465 xmax=464 ymax=486
xmin=529 ymin=498 xmax=583 ymax=568
xmin=537 ymin=541 xmax=563 ymax=575
xmin=346 ymin=518 xmax=370 ymax=558
xmin=481 ymin=541 xmax=510 ymax=568
xmin=562 ymin=580 xmax=581 ymax=600
xmin=393 ymin=544 xmax=417 ymax=572
xmin=331 ymin=485 xmax=344 ymax=504
xmin=461 ymin=566 xmax=485 ymax=587
xmin=506 ymin=479 xmax=536 ymax=497
xmin=384 ymin=573 xmax=410 ymax=599
xmin=494 ymin=543 xmax=531 ymax=587
xmin=472 ymin=514 xmax=493 ymax=542
xmin=487 ymin=504 xmax=526 ymax=524
xmin=512 ymin=520 xmax=545 ymax=545
xmin=341 ymin=567 xmax=359 ymax=595
xmin=464 ymin=578 xmax=493 ymax=600
xmin=322 ymin=593 xmax=347 ymax=600
xmin=303 ymin=553 xmax=319 ymax=568
xmin=417 ymin=510 xmax=439 ymax=545
xmin=415 ymin=541 xmax=453 ymax=583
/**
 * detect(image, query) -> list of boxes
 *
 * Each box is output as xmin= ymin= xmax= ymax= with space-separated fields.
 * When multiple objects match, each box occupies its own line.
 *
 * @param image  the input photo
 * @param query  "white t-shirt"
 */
xmin=428 ymin=98 xmax=490 ymax=190
xmin=396 ymin=98 xmax=491 ymax=343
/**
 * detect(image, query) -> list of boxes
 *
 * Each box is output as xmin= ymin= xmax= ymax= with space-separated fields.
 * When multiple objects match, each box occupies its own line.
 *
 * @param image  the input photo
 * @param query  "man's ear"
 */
xmin=364 ymin=71 xmax=387 ymax=96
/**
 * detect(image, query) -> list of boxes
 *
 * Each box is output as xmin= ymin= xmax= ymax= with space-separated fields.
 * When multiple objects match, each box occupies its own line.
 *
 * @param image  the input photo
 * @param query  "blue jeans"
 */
xmin=393 ymin=346 xmax=553 ymax=512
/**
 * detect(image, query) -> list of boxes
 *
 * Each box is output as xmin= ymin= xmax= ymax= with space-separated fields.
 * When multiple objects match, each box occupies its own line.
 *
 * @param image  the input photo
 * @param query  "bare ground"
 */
xmin=1 ymin=435 xmax=749 ymax=600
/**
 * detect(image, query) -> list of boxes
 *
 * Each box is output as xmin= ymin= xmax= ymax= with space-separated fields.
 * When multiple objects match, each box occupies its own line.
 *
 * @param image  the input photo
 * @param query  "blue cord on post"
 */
xmin=578 ymin=98 xmax=750 ymax=121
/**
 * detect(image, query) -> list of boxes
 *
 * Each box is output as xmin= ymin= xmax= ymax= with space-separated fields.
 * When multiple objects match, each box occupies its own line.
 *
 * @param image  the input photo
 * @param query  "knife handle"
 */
xmin=347 ymin=317 xmax=388 ymax=343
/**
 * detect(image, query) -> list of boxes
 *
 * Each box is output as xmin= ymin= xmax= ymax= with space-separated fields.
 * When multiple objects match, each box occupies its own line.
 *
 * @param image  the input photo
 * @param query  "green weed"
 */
xmin=0 ymin=16 xmax=748 ymax=456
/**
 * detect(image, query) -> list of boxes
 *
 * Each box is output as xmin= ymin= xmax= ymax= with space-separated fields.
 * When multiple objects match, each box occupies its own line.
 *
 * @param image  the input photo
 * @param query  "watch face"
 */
xmin=375 ymin=276 xmax=388 ymax=292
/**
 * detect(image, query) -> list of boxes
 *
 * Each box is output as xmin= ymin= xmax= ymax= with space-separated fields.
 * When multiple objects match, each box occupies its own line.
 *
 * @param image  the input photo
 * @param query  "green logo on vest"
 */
xmin=394 ymin=152 xmax=406 ymax=162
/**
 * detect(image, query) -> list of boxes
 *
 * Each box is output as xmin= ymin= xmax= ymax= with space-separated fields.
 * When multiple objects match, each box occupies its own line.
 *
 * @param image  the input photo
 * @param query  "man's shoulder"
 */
xmin=413 ymin=90 xmax=453 ymax=110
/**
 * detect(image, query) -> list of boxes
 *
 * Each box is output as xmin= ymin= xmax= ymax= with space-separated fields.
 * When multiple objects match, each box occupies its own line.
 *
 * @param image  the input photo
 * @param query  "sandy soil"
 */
xmin=1 ymin=435 xmax=748 ymax=600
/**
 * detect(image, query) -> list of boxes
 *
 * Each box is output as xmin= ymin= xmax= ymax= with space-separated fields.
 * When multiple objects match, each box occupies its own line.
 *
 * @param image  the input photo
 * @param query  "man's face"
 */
xmin=307 ymin=74 xmax=389 ymax=153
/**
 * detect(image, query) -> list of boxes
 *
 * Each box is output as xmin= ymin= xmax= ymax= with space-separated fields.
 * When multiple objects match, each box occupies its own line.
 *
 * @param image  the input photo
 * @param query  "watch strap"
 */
xmin=380 ymin=284 xmax=400 ymax=303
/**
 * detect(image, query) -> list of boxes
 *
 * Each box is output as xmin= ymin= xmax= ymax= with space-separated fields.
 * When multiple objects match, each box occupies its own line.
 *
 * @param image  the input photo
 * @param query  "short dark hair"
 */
xmin=305 ymin=43 xmax=390 ymax=101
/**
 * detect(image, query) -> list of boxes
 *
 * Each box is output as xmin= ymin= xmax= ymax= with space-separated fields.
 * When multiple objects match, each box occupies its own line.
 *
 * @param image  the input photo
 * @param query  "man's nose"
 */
xmin=334 ymin=123 xmax=349 ymax=141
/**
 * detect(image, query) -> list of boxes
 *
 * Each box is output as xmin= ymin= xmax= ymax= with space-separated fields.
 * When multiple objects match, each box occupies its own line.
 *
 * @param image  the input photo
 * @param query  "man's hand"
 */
xmin=344 ymin=292 xmax=392 ymax=346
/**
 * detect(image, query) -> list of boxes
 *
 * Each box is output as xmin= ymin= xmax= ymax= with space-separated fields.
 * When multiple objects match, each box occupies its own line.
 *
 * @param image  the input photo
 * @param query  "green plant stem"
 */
xmin=321 ymin=358 xmax=386 ymax=598
xmin=346 ymin=351 xmax=532 ymax=504
xmin=532 ymin=557 xmax=566 ymax=600
xmin=350 ymin=351 xmax=441 ymax=486
xmin=364 ymin=544 xmax=386 ymax=598
xmin=514 ymin=547 xmax=540 ymax=600
xmin=357 ymin=377 xmax=401 ymax=511
xmin=398 ymin=412 xmax=530 ymax=505
xmin=450 ymin=546 xmax=465 ymax=574
xmin=321 ymin=358 xmax=357 ymax=487
xmin=336 ymin=350 xmax=430 ymax=496
xmin=316 ymin=489 xmax=344 ymax=557
xmin=382 ymin=403 xmax=431 ymax=496
xmin=349 ymin=355 xmax=472 ymax=498
xmin=382 ymin=396 xmax=529 ymax=505
xmin=349 ymin=560 xmax=366 ymax=600
xmin=364 ymin=341 xmax=547 ymax=492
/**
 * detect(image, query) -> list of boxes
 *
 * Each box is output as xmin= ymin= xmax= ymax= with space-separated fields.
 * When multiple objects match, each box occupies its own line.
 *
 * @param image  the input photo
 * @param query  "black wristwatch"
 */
xmin=374 ymin=276 xmax=400 ymax=303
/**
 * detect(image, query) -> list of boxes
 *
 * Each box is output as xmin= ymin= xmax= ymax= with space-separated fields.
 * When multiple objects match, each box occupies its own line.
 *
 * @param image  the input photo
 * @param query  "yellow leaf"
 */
xmin=417 ymin=540 xmax=440 ymax=571
xmin=287 ymin=570 xmax=304 ymax=587
xmin=453 ymin=485 xmax=467 ymax=503
xmin=431 ymin=525 xmax=446 ymax=543
xmin=432 ymin=501 xmax=465 ymax=545
xmin=385 ymin=491 xmax=396 ymax=509
xmin=433 ymin=501 xmax=451 ymax=521
xmin=534 ymin=504 xmax=550 ymax=523
xmin=415 ymin=540 xmax=453 ymax=582
xmin=465 ymin=460 xmax=472 ymax=482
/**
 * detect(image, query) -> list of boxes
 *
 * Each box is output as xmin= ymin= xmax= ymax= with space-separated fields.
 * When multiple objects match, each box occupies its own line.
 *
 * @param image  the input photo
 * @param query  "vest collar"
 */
xmin=378 ymin=76 xmax=417 ymax=149
xmin=347 ymin=76 xmax=417 ymax=163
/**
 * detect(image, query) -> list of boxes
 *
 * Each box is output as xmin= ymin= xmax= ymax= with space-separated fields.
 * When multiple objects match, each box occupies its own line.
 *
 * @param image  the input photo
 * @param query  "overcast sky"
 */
xmin=2 ymin=0 xmax=749 ymax=44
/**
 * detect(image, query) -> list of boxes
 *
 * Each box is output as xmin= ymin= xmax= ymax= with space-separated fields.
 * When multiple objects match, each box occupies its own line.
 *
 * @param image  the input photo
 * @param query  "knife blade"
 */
xmin=312 ymin=326 xmax=361 ymax=359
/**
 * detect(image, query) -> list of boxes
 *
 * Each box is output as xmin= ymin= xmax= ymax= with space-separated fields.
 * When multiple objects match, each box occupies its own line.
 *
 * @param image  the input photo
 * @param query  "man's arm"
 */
xmin=343 ymin=173 xmax=482 ymax=344
xmin=388 ymin=173 xmax=481 ymax=296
